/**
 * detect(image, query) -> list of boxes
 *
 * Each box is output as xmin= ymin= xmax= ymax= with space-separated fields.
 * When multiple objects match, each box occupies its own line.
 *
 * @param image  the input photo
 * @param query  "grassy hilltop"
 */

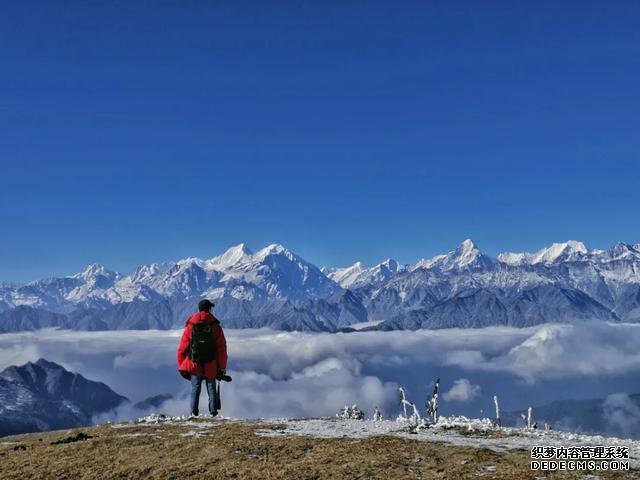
xmin=0 ymin=416 xmax=637 ymax=480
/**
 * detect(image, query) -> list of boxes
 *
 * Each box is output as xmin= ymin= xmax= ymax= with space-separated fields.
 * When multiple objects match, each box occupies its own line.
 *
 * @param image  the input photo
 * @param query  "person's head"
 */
xmin=198 ymin=299 xmax=214 ymax=312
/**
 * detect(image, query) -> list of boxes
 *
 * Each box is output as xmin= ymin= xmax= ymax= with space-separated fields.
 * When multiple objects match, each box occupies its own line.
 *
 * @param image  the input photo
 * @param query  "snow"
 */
xmin=4 ymin=238 xmax=640 ymax=331
xmin=253 ymin=243 xmax=290 ymax=261
xmin=532 ymin=241 xmax=589 ymax=265
xmin=347 ymin=320 xmax=384 ymax=330
xmin=131 ymin=262 xmax=174 ymax=284
xmin=496 ymin=252 xmax=529 ymax=266
xmin=500 ymin=240 xmax=589 ymax=266
xmin=121 ymin=413 xmax=640 ymax=468
xmin=206 ymin=243 xmax=253 ymax=270
xmin=413 ymin=239 xmax=493 ymax=272
xmin=326 ymin=259 xmax=405 ymax=289
xmin=435 ymin=415 xmax=496 ymax=431
xmin=457 ymin=239 xmax=484 ymax=267
xmin=413 ymin=254 xmax=447 ymax=270
xmin=72 ymin=264 xmax=119 ymax=282
xmin=133 ymin=413 xmax=229 ymax=428
xmin=254 ymin=416 xmax=640 ymax=468
xmin=325 ymin=262 xmax=365 ymax=288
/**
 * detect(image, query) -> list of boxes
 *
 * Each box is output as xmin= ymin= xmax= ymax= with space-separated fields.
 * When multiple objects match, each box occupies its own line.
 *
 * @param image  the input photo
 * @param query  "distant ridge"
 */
xmin=0 ymin=359 xmax=127 ymax=436
xmin=1 ymin=240 xmax=640 ymax=332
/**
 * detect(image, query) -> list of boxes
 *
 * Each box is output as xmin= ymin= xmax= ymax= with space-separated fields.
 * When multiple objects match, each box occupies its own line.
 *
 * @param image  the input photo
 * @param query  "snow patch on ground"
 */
xmin=122 ymin=413 xmax=640 ymax=468
xmin=256 ymin=416 xmax=640 ymax=469
xmin=132 ymin=413 xmax=231 ymax=429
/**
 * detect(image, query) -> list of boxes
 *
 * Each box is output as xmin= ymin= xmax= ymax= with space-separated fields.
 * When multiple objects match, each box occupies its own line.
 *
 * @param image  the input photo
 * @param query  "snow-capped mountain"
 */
xmin=0 ymin=359 xmax=127 ymax=436
xmin=413 ymin=239 xmax=495 ymax=272
xmin=206 ymin=243 xmax=340 ymax=301
xmin=365 ymin=240 xmax=640 ymax=329
xmin=0 ymin=243 xmax=340 ymax=313
xmin=323 ymin=259 xmax=406 ymax=289
xmin=498 ymin=240 xmax=589 ymax=266
xmin=2 ymin=239 xmax=640 ymax=332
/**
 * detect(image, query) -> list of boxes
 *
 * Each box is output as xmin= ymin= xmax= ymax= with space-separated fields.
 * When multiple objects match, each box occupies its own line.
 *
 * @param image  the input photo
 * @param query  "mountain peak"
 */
xmin=208 ymin=243 xmax=254 ymax=270
xmin=176 ymin=257 xmax=204 ymax=267
xmin=2 ymin=359 xmax=68 ymax=382
xmin=0 ymin=358 xmax=127 ymax=435
xmin=325 ymin=259 xmax=404 ymax=289
xmin=450 ymin=239 xmax=491 ymax=269
xmin=33 ymin=358 xmax=65 ymax=370
xmin=531 ymin=240 xmax=588 ymax=264
xmin=131 ymin=262 xmax=174 ymax=282
xmin=500 ymin=240 xmax=589 ymax=266
xmin=371 ymin=259 xmax=404 ymax=277
xmin=74 ymin=264 xmax=116 ymax=280
xmin=609 ymin=242 xmax=639 ymax=258
xmin=567 ymin=240 xmax=588 ymax=250
xmin=459 ymin=239 xmax=478 ymax=251
xmin=413 ymin=239 xmax=492 ymax=271
xmin=254 ymin=243 xmax=295 ymax=261
xmin=378 ymin=258 xmax=400 ymax=271
xmin=559 ymin=240 xmax=588 ymax=254
xmin=260 ymin=243 xmax=287 ymax=254
xmin=323 ymin=262 xmax=365 ymax=288
xmin=228 ymin=243 xmax=253 ymax=256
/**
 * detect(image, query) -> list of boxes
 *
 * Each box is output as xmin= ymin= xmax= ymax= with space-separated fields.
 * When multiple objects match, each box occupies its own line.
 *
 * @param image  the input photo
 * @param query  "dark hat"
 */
xmin=198 ymin=299 xmax=215 ymax=311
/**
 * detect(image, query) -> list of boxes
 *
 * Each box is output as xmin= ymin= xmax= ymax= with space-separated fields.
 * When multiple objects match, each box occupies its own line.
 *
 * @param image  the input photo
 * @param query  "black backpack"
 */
xmin=189 ymin=323 xmax=216 ymax=365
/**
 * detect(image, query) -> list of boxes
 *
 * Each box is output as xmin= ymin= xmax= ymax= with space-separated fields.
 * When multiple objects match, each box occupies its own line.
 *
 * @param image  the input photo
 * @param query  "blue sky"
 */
xmin=1 ymin=1 xmax=639 ymax=282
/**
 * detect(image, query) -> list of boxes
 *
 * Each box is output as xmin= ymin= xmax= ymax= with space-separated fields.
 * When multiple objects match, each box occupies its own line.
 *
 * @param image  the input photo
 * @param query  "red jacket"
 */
xmin=177 ymin=311 xmax=228 ymax=380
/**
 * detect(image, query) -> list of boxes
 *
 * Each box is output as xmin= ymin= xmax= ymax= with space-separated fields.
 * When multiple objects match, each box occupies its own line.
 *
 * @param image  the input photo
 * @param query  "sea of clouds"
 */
xmin=1 ymin=321 xmax=640 ymax=435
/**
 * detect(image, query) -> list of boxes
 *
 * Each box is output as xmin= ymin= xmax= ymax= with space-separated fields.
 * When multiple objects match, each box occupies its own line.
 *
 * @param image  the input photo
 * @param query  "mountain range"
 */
xmin=2 ymin=239 xmax=640 ymax=332
xmin=0 ymin=359 xmax=127 ymax=436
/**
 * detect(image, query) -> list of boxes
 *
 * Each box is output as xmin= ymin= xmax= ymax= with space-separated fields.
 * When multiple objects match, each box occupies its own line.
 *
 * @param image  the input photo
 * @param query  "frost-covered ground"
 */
xmin=131 ymin=413 xmax=640 ymax=469
xmin=3 ymin=413 xmax=637 ymax=479
xmin=262 ymin=417 xmax=640 ymax=468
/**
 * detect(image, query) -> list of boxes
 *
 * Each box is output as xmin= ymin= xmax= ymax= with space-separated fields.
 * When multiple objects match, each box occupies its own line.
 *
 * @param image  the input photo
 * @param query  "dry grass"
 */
xmin=0 ymin=420 xmax=636 ymax=479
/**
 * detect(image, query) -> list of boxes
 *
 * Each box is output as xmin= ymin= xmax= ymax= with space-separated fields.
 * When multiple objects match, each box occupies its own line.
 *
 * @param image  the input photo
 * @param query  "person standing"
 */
xmin=177 ymin=299 xmax=228 ymax=417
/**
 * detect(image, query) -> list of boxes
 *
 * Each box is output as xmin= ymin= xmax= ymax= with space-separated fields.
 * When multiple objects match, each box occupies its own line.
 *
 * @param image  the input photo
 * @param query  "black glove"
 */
xmin=179 ymin=370 xmax=191 ymax=381
xmin=216 ymin=370 xmax=232 ymax=382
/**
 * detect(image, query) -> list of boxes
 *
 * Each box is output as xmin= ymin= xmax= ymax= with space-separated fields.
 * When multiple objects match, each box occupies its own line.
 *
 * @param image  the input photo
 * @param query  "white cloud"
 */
xmin=2 ymin=322 xmax=640 ymax=421
xmin=93 ymin=355 xmax=396 ymax=422
xmin=3 ymin=322 xmax=640 ymax=384
xmin=603 ymin=393 xmax=640 ymax=437
xmin=443 ymin=379 xmax=481 ymax=402
xmin=221 ymin=360 xmax=396 ymax=419
xmin=475 ymin=322 xmax=640 ymax=382
xmin=0 ymin=342 xmax=41 ymax=368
